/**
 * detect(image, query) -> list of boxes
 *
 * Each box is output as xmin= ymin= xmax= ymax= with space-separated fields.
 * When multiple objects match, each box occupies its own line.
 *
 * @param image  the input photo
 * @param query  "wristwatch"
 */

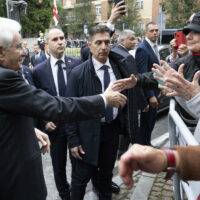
xmin=162 ymin=147 xmax=176 ymax=180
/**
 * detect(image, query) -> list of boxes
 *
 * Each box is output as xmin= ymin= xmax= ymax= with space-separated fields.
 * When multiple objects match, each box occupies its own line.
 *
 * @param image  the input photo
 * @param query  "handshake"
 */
xmin=102 ymin=82 xmax=127 ymax=108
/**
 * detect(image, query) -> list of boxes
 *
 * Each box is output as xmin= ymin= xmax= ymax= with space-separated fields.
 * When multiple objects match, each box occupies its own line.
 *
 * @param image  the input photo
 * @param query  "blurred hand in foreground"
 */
xmin=118 ymin=144 xmax=168 ymax=189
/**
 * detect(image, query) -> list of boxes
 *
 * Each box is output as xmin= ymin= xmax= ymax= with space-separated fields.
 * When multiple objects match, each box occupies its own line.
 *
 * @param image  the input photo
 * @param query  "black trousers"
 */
xmin=49 ymin=130 xmax=70 ymax=200
xmin=71 ymin=120 xmax=120 ymax=200
xmin=117 ymin=135 xmax=131 ymax=159
xmin=135 ymin=106 xmax=157 ymax=145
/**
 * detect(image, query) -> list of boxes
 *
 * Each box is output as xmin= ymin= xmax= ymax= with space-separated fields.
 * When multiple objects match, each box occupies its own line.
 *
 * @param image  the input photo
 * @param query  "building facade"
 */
xmin=60 ymin=0 xmax=164 ymax=31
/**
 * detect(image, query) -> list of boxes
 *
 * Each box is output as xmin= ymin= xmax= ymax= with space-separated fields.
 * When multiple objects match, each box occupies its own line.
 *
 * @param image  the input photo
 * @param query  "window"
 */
xmin=58 ymin=0 xmax=63 ymax=5
xmin=96 ymin=5 xmax=101 ymax=16
xmin=136 ymin=0 xmax=143 ymax=10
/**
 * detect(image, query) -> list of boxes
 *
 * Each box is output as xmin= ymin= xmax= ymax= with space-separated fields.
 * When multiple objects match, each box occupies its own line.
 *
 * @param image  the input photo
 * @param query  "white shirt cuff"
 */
xmin=100 ymin=94 xmax=107 ymax=108
xmin=106 ymin=21 xmax=115 ymax=32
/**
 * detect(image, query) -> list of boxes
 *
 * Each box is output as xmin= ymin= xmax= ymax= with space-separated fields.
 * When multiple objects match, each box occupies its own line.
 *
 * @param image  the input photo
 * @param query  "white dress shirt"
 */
xmin=50 ymin=55 xmax=67 ymax=96
xmin=92 ymin=57 xmax=118 ymax=121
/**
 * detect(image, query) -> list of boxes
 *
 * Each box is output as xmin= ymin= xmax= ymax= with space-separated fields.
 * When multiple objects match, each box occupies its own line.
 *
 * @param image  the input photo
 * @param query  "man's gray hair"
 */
xmin=118 ymin=30 xmax=135 ymax=42
xmin=0 ymin=17 xmax=21 ymax=50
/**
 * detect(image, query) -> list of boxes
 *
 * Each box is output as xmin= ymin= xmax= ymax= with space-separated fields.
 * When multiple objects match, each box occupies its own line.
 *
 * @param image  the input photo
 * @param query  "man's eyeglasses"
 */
xmin=10 ymin=43 xmax=23 ymax=50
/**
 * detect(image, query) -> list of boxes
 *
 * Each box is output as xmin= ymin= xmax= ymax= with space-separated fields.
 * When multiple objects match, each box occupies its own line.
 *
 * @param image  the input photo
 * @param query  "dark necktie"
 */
xmin=56 ymin=60 xmax=66 ymax=97
xmin=101 ymin=65 xmax=113 ymax=123
xmin=153 ymin=44 xmax=160 ymax=63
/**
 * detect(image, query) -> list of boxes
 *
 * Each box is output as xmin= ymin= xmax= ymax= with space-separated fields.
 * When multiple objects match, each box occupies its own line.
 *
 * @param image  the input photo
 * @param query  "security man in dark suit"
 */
xmin=66 ymin=25 xmax=135 ymax=200
xmin=35 ymin=41 xmax=50 ymax=66
xmin=112 ymin=30 xmax=149 ymax=158
xmin=135 ymin=22 xmax=160 ymax=145
xmin=33 ymin=27 xmax=82 ymax=200
xmin=30 ymin=44 xmax=43 ymax=67
xmin=0 ymin=17 xmax=127 ymax=200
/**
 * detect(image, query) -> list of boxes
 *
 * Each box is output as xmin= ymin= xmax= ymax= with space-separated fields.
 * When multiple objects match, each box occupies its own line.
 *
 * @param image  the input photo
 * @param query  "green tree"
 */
xmin=162 ymin=0 xmax=200 ymax=28
xmin=62 ymin=0 xmax=96 ymax=38
xmin=0 ymin=0 xmax=7 ymax=17
xmin=115 ymin=0 xmax=141 ymax=31
xmin=58 ymin=5 xmax=68 ymax=36
xmin=21 ymin=0 xmax=52 ymax=37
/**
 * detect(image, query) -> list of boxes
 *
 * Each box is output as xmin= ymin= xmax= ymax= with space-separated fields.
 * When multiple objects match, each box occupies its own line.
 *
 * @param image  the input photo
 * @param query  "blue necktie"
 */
xmin=57 ymin=60 xmax=66 ymax=97
xmin=101 ymin=65 xmax=113 ymax=123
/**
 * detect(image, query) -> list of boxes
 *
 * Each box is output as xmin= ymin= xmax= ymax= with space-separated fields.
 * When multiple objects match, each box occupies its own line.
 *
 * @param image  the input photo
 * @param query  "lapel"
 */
xmin=143 ymin=39 xmax=159 ymax=64
xmin=117 ymin=45 xmax=129 ymax=54
xmin=109 ymin=58 xmax=122 ymax=80
xmin=64 ymin=56 xmax=73 ymax=77
xmin=46 ymin=58 xmax=57 ymax=96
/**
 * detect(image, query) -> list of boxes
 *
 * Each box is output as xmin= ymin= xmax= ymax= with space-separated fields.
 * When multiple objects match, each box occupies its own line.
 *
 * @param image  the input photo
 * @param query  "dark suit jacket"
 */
xmin=31 ymin=52 xmax=43 ymax=67
xmin=33 ymin=56 xmax=82 ymax=138
xmin=35 ymin=54 xmax=48 ymax=66
xmin=66 ymin=53 xmax=136 ymax=166
xmin=0 ymin=64 xmax=105 ymax=200
xmin=135 ymin=39 xmax=160 ymax=99
xmin=111 ymin=45 xmax=148 ymax=110
xmin=22 ymin=65 xmax=35 ymax=85
xmin=22 ymin=47 xmax=30 ymax=66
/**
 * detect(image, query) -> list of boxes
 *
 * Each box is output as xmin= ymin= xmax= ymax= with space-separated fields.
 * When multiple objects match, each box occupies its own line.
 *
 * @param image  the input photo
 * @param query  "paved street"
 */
xmin=42 ymin=111 xmax=169 ymax=200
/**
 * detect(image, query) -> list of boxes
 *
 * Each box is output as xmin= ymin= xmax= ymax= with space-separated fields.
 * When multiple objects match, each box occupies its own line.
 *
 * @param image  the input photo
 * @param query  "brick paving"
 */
xmin=148 ymin=172 xmax=188 ymax=200
xmin=42 ymin=150 xmax=140 ymax=200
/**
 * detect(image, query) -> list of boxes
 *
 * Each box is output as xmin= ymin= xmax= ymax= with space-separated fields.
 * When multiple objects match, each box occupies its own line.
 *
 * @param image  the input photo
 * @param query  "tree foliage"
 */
xmin=162 ymin=0 xmax=200 ymax=28
xmin=59 ymin=0 xmax=96 ymax=38
xmin=21 ymin=0 xmax=52 ymax=37
xmin=0 ymin=0 xmax=7 ymax=17
xmin=115 ymin=0 xmax=141 ymax=31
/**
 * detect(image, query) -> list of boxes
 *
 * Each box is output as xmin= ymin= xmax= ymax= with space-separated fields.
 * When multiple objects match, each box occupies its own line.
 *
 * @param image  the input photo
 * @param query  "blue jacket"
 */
xmin=135 ymin=39 xmax=160 ymax=99
xmin=33 ymin=56 xmax=82 ymax=137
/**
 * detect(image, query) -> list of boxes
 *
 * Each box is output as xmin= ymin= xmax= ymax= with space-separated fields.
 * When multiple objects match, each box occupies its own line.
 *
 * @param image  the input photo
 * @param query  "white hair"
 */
xmin=118 ymin=30 xmax=135 ymax=43
xmin=0 ymin=17 xmax=21 ymax=50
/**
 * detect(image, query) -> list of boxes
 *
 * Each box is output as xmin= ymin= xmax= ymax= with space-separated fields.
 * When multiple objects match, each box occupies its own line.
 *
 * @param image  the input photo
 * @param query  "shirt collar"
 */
xmin=51 ymin=55 xmax=65 ymax=67
xmin=92 ymin=56 xmax=111 ymax=71
xmin=119 ymin=44 xmax=129 ymax=52
xmin=45 ymin=53 xmax=50 ymax=59
xmin=145 ymin=37 xmax=158 ymax=48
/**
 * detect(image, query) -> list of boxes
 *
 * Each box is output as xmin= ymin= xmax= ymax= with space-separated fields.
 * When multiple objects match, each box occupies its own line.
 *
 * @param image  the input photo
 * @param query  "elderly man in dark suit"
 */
xmin=33 ymin=26 xmax=82 ymax=200
xmin=0 ymin=17 xmax=126 ymax=200
xmin=66 ymin=25 xmax=135 ymax=200
xmin=135 ymin=22 xmax=160 ymax=146
xmin=112 ymin=30 xmax=149 ymax=158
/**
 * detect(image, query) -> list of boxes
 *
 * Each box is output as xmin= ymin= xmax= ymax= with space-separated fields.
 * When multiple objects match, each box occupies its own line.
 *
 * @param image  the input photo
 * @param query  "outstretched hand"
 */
xmin=152 ymin=61 xmax=200 ymax=100
xmin=112 ymin=74 xmax=137 ymax=91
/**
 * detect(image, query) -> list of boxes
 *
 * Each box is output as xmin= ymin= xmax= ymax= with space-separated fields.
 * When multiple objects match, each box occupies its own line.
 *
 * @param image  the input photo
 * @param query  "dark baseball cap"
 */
xmin=183 ymin=12 xmax=200 ymax=35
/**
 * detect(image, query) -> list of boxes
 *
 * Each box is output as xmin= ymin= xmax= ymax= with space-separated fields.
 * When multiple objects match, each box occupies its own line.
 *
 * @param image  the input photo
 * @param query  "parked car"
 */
xmin=66 ymin=40 xmax=87 ymax=48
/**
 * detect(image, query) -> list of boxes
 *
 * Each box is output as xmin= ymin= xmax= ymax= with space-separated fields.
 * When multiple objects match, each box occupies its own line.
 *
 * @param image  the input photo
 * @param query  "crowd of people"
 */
xmin=1 ymin=0 xmax=200 ymax=200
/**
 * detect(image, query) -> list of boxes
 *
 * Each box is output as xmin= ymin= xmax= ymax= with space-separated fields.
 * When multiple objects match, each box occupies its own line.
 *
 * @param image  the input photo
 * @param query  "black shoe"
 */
xmin=111 ymin=181 xmax=120 ymax=194
xmin=93 ymin=181 xmax=120 ymax=194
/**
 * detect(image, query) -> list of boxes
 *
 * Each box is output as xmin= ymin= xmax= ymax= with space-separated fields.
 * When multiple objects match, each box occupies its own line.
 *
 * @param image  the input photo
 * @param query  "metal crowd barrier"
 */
xmin=168 ymin=99 xmax=200 ymax=200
